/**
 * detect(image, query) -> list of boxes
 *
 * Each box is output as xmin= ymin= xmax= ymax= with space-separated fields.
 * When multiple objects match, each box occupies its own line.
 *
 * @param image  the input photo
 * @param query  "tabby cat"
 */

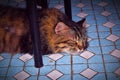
xmin=0 ymin=6 xmax=88 ymax=55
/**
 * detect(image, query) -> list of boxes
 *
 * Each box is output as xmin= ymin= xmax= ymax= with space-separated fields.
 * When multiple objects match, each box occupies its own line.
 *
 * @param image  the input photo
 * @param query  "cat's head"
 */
xmin=54 ymin=18 xmax=88 ymax=54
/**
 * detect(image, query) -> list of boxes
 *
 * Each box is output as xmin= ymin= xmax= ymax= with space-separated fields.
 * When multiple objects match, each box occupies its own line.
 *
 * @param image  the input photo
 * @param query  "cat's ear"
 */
xmin=55 ymin=22 xmax=69 ymax=34
xmin=77 ymin=18 xmax=86 ymax=28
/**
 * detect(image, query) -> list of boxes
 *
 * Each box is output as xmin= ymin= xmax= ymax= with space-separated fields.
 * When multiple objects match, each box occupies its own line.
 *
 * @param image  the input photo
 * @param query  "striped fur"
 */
xmin=0 ymin=6 xmax=88 ymax=54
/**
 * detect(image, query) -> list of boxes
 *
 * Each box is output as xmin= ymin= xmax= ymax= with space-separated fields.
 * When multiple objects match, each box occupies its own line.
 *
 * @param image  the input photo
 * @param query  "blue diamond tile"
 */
xmin=112 ymin=25 xmax=120 ymax=31
xmin=73 ymin=56 xmax=87 ymax=64
xmin=10 ymin=58 xmax=24 ymax=66
xmin=100 ymin=39 xmax=114 ymax=46
xmin=89 ymin=39 xmax=99 ymax=46
xmin=56 ymin=56 xmax=70 ymax=65
xmin=88 ymin=55 xmax=103 ymax=63
xmin=92 ymin=73 xmax=106 ymax=80
xmin=116 ymin=46 xmax=120 ymax=50
xmin=96 ymin=15 xmax=107 ymax=24
xmin=73 ymin=74 xmax=88 ymax=80
xmin=43 ymin=55 xmax=55 ymax=66
xmin=6 ymin=76 xmax=16 ymax=80
xmin=89 ymin=64 xmax=104 ymax=72
xmin=116 ymin=39 xmax=120 ymax=45
xmin=25 ymin=67 xmax=39 ymax=75
xmin=101 ymin=46 xmax=115 ymax=54
xmin=0 ymin=59 xmax=11 ymax=67
xmin=86 ymin=16 xmax=96 ymax=24
xmin=94 ymin=9 xmax=103 ymax=14
xmin=0 ymin=68 xmax=8 ymax=76
xmin=7 ymin=67 xmax=23 ymax=76
xmin=105 ymin=63 xmax=120 ymax=72
xmin=112 ymin=30 xmax=120 ymax=37
xmin=88 ymin=32 xmax=98 ymax=39
xmin=73 ymin=64 xmax=87 ymax=73
xmin=12 ymin=53 xmax=22 ymax=59
xmin=98 ymin=26 xmax=110 ymax=32
xmin=104 ymin=54 xmax=119 ymax=63
xmin=25 ymin=59 xmax=34 ymax=66
xmin=107 ymin=73 xmax=120 ymax=80
xmin=99 ymin=31 xmax=110 ymax=38
xmin=58 ymin=75 xmax=71 ymax=80
xmin=87 ymin=47 xmax=101 ymax=54
xmin=38 ymin=76 xmax=51 ymax=80
xmin=27 ymin=76 xmax=37 ymax=80
xmin=87 ymin=25 xmax=97 ymax=32
xmin=72 ymin=16 xmax=82 ymax=22
xmin=0 ymin=53 xmax=11 ymax=59
xmin=56 ymin=65 xmax=71 ymax=74
xmin=40 ymin=66 xmax=55 ymax=75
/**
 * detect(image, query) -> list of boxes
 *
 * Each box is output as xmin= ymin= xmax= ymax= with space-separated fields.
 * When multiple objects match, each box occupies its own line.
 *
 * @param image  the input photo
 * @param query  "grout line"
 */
xmin=70 ymin=54 xmax=73 ymax=80
xmin=4 ymin=55 xmax=14 ymax=80
xmin=90 ymin=0 xmax=108 ymax=80
xmin=112 ymin=0 xmax=120 ymax=20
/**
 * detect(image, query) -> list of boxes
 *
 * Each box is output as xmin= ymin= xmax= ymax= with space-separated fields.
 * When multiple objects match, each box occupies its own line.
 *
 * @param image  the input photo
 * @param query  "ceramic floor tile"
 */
xmin=80 ymin=68 xmax=98 ymax=79
xmin=73 ymin=74 xmax=88 ymax=80
xmin=98 ymin=1 xmax=108 ymax=7
xmin=99 ymin=31 xmax=110 ymax=38
xmin=25 ymin=67 xmax=39 ymax=75
xmin=47 ymin=70 xmax=63 ymax=80
xmin=56 ymin=65 xmax=71 ymax=74
xmin=103 ymin=22 xmax=116 ymax=28
xmin=58 ymin=75 xmax=71 ymax=80
xmin=89 ymin=64 xmax=104 ymax=72
xmin=105 ymin=63 xmax=120 ymax=72
xmin=114 ymin=67 xmax=120 ymax=76
xmin=7 ymin=67 xmax=23 ymax=76
xmin=76 ymin=3 xmax=86 ymax=8
xmin=92 ymin=73 xmax=106 ymax=80
xmin=42 ymin=56 xmax=55 ymax=66
xmin=101 ymin=11 xmax=111 ymax=16
xmin=19 ymin=54 xmax=33 ymax=62
xmin=14 ymin=71 xmax=30 ymax=80
xmin=106 ymin=34 xmax=119 ymax=42
xmin=73 ymin=56 xmax=87 ymax=64
xmin=54 ymin=4 xmax=64 ymax=9
xmin=27 ymin=76 xmax=37 ymax=80
xmin=10 ymin=58 xmax=24 ymax=66
xmin=76 ymin=12 xmax=88 ymax=18
xmin=40 ymin=66 xmax=55 ymax=75
xmin=100 ymin=39 xmax=114 ymax=46
xmin=111 ymin=49 xmax=120 ymax=58
xmin=107 ymin=73 xmax=120 ymax=80
xmin=80 ymin=51 xmax=95 ymax=59
xmin=73 ymin=64 xmax=87 ymax=74
xmin=0 ymin=56 xmax=4 ymax=61
xmin=56 ymin=56 xmax=70 ymax=64
xmin=48 ymin=53 xmax=63 ymax=61
xmin=0 ymin=59 xmax=11 ymax=67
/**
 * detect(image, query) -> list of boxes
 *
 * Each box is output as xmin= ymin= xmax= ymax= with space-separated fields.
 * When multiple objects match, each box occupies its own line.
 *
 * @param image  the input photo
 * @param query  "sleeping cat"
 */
xmin=0 ymin=6 xmax=88 ymax=55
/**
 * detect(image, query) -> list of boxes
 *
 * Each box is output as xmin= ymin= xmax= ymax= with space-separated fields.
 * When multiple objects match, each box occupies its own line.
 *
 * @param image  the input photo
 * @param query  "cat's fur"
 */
xmin=0 ymin=6 xmax=88 ymax=55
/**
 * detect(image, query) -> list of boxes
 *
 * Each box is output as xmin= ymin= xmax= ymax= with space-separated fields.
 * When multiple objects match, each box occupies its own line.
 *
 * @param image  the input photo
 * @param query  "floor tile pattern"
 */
xmin=0 ymin=0 xmax=120 ymax=80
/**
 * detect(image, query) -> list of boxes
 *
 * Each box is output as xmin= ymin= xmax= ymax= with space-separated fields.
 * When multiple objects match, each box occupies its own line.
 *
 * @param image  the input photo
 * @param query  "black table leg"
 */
xmin=64 ymin=0 xmax=72 ymax=20
xmin=26 ymin=0 xmax=43 ymax=68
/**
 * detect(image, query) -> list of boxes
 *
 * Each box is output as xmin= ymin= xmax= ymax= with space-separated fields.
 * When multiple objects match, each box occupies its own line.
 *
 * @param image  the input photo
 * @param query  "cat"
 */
xmin=0 ymin=6 xmax=88 ymax=55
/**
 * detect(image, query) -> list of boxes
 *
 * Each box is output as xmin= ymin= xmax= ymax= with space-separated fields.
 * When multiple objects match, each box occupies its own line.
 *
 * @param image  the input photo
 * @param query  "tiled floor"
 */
xmin=0 ymin=0 xmax=120 ymax=80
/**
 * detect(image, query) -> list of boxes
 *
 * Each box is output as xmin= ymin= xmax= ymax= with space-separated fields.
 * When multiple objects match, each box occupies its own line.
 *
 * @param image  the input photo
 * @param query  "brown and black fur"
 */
xmin=0 ymin=6 xmax=88 ymax=55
